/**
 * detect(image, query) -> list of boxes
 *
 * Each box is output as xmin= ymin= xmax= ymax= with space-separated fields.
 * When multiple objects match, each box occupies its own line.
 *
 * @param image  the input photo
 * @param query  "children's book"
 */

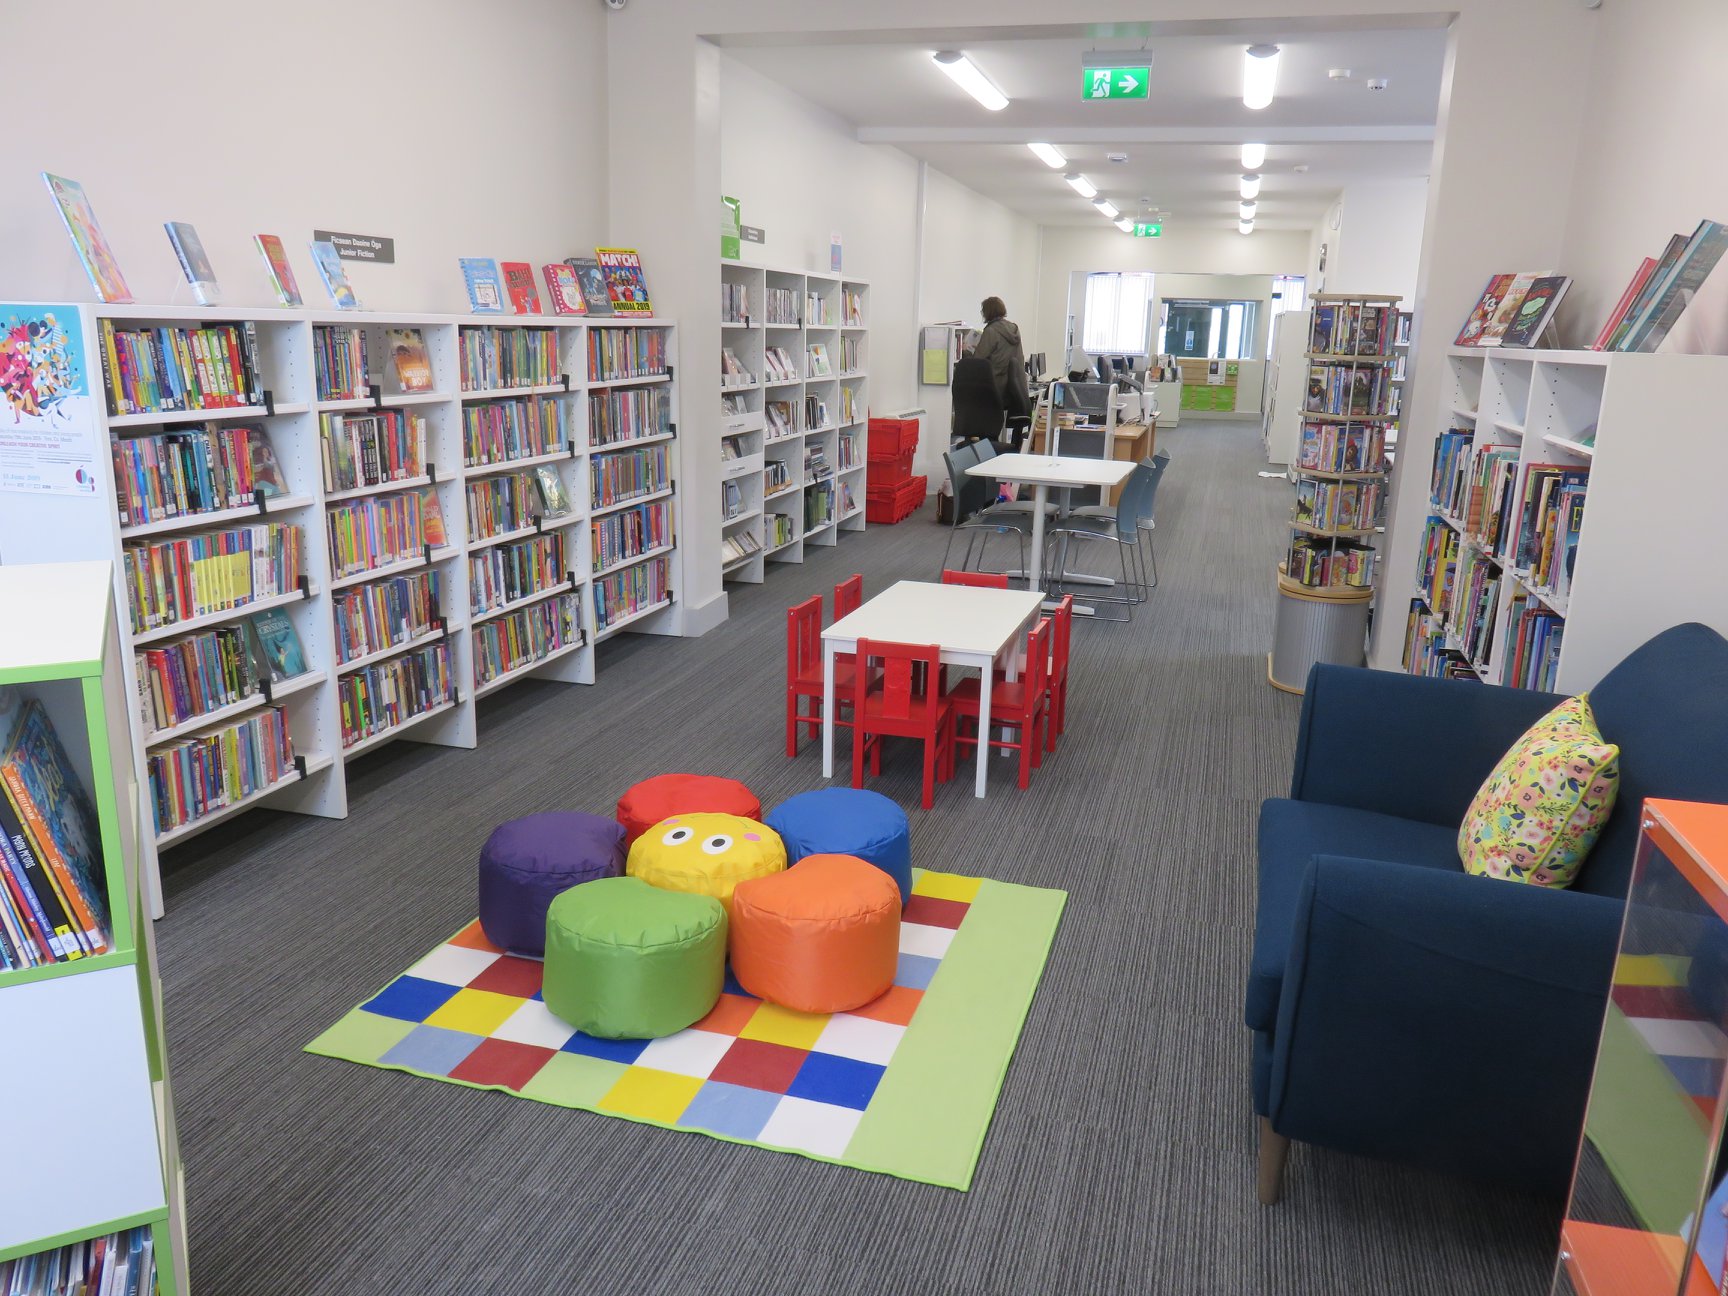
xmin=1589 ymin=257 xmax=1656 ymax=350
xmin=535 ymin=466 xmax=571 ymax=517
xmin=595 ymin=247 xmax=652 ymax=314
xmin=1498 ymin=277 xmax=1570 ymax=348
xmin=385 ymin=328 xmax=434 ymax=392
xmin=42 ymin=173 xmax=132 ymax=304
xmin=164 ymin=221 xmax=220 ymax=306
xmin=254 ymin=234 xmax=303 ymax=306
xmin=1627 ymin=219 xmax=1728 ymax=353
xmin=1454 ymin=274 xmax=1514 ymax=346
xmin=567 ymin=257 xmax=614 ymax=315
xmin=247 ymin=608 xmax=308 ymax=681
xmin=543 ymin=263 xmax=587 ymax=315
xmin=246 ymin=429 xmax=288 ymax=496
xmin=501 ymin=261 xmax=541 ymax=314
xmin=310 ymin=241 xmax=360 ymax=309
xmin=460 ymin=258 xmax=504 ymax=313
xmin=419 ymin=486 xmax=448 ymax=546
xmin=1479 ymin=274 xmax=1539 ymax=346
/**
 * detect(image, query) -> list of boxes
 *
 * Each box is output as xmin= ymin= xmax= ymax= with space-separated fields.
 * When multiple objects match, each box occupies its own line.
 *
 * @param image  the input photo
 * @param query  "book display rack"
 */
xmin=1398 ymin=344 xmax=1728 ymax=691
xmin=718 ymin=261 xmax=868 ymax=582
xmin=0 ymin=563 xmax=187 ymax=1294
xmin=0 ymin=305 xmax=680 ymax=914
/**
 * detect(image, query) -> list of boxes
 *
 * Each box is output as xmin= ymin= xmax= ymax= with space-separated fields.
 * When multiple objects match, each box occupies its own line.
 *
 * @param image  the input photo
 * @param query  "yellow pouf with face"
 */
xmin=626 ymin=813 xmax=787 ymax=914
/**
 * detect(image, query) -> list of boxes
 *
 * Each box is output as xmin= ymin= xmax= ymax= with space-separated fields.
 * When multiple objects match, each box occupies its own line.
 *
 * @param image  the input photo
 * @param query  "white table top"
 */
xmin=967 ymin=454 xmax=1135 ymax=489
xmin=823 ymin=580 xmax=1044 ymax=659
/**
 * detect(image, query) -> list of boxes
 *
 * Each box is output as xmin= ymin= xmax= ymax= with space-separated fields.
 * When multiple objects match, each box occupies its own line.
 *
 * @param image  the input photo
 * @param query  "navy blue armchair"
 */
xmin=1249 ymin=623 xmax=1728 ymax=1201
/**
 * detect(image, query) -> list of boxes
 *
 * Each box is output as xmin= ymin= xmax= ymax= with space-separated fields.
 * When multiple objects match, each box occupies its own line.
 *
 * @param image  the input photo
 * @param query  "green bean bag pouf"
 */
xmin=543 ymin=876 xmax=725 ymax=1040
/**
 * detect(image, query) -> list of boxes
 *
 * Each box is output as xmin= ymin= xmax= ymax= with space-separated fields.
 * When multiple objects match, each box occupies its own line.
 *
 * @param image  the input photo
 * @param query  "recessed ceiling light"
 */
xmin=1115 ymin=218 xmax=1134 ymax=233
xmin=1093 ymin=199 xmax=1120 ymax=219
xmin=1064 ymin=173 xmax=1099 ymax=199
xmin=1027 ymin=142 xmax=1066 ymax=169
xmin=1107 ymin=152 xmax=1129 ymax=164
xmin=1366 ymin=77 xmax=1389 ymax=91
xmin=1243 ymin=44 xmax=1280 ymax=110
xmin=932 ymin=51 xmax=1009 ymax=112
xmin=1328 ymin=68 xmax=1354 ymax=81
xmin=1238 ymin=200 xmax=1258 ymax=220
xmin=1239 ymin=173 xmax=1262 ymax=200
xmin=1241 ymin=142 xmax=1266 ymax=170
xmin=1238 ymin=219 xmax=1255 ymax=235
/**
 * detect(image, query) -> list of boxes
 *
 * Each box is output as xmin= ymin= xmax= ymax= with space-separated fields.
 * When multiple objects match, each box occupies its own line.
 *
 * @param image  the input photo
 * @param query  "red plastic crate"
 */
xmin=867 ymin=446 xmax=916 ymax=488
xmin=867 ymin=416 xmax=919 ymax=459
xmin=865 ymin=474 xmax=927 ymax=524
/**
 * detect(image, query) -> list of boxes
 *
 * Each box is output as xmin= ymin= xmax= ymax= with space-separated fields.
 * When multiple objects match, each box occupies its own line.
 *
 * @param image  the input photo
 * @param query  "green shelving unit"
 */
xmin=0 ymin=561 xmax=186 ymax=1293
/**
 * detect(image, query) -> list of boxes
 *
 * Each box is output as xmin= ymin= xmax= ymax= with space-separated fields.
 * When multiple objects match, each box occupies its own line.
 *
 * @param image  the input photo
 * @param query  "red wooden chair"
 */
xmin=834 ymin=573 xmax=864 ymax=616
xmin=949 ymin=616 xmax=1052 ymax=791
xmin=993 ymin=594 xmax=1073 ymax=752
xmin=851 ymin=638 xmax=955 ymax=810
xmin=940 ymin=568 xmax=1008 ymax=589
xmin=787 ymin=594 xmax=860 ymax=756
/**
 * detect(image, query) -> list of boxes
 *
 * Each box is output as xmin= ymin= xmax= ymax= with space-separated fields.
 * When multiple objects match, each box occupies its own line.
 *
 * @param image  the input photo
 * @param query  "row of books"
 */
xmin=841 ymin=386 xmax=860 ymax=424
xmin=593 ymin=499 xmax=672 ymax=572
xmin=338 ymin=641 xmax=453 ymax=748
xmin=460 ymin=251 xmax=648 ymax=317
xmin=843 ymin=288 xmax=865 ymax=326
xmin=765 ymin=460 xmax=793 ymax=494
xmin=474 ymin=594 xmax=585 ymax=685
xmin=840 ymin=336 xmax=863 ymax=371
xmin=721 ymin=393 xmax=749 ymax=419
xmin=807 ymin=343 xmax=833 ymax=377
xmin=1591 ymin=220 xmax=1728 ymax=352
xmin=0 ymin=1226 xmax=154 ymax=1296
xmin=594 ymin=554 xmax=671 ymax=629
xmin=767 ymin=513 xmax=796 ymax=548
xmin=1428 ymin=428 xmax=1475 ymax=518
xmin=1517 ymin=466 xmax=1588 ymax=597
xmin=765 ymin=288 xmax=799 ymax=326
xmin=764 ymin=347 xmax=800 ymax=382
xmin=1303 ymin=363 xmax=1394 ymax=418
xmin=98 ymin=319 xmax=263 ymax=416
xmin=839 ymin=480 xmax=857 ymax=518
xmin=591 ymin=443 xmax=669 ymax=508
xmin=1459 ymin=446 xmax=1519 ymax=557
xmin=0 ymin=695 xmax=109 ymax=967
xmin=1451 ymin=544 xmax=1502 ymax=669
xmin=805 ymin=292 xmax=832 ymax=326
xmin=334 ymin=571 xmax=441 ymax=667
xmin=805 ymin=483 xmax=835 ymax=529
xmin=471 ymin=533 xmax=566 ymax=616
xmin=459 ymin=326 xmax=560 ymax=392
xmin=1310 ymin=302 xmax=1399 ymax=356
xmin=721 ymin=529 xmax=764 ymax=565
xmin=721 ymin=349 xmax=755 ymax=387
xmin=720 ymin=434 xmax=748 ymax=461
xmin=722 ymin=480 xmax=748 ymax=520
xmin=766 ymin=401 xmax=798 ymax=439
xmin=111 ymin=422 xmax=288 ymax=527
xmin=590 ymin=388 xmax=669 ymax=446
xmin=1296 ymin=421 xmax=1386 ymax=476
xmin=148 ymin=704 xmax=295 ymax=836
xmin=122 ymin=523 xmax=304 ymax=635
xmin=133 ymin=611 xmax=301 ymax=736
xmin=805 ymin=395 xmax=831 ymax=430
xmin=1284 ymin=535 xmax=1376 ymax=589
xmin=1293 ymin=478 xmax=1381 ymax=532
xmin=327 ymin=491 xmax=436 ymax=579
xmin=467 ymin=470 xmax=566 ymax=542
xmin=314 ymin=324 xmax=369 ymax=400
xmin=320 ymin=410 xmax=426 ymax=494
xmin=590 ymin=328 xmax=667 ymax=382
xmin=722 ymin=281 xmax=750 ymax=324
xmin=1502 ymin=601 xmax=1565 ymax=691
xmin=463 ymin=395 xmax=566 ymax=467
xmin=1415 ymin=516 xmax=1461 ymax=611
xmin=1403 ymin=609 xmax=1481 ymax=682
xmin=838 ymin=431 xmax=861 ymax=470
xmin=1456 ymin=274 xmax=1570 ymax=349
xmin=804 ymin=444 xmax=831 ymax=483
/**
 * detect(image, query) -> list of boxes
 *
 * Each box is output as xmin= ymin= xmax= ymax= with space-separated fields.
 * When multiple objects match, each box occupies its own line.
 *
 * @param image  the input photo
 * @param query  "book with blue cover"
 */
xmin=247 ymin=608 xmax=309 ymax=682
xmin=310 ymin=240 xmax=360 ymax=309
xmin=460 ymin=258 xmax=504 ymax=313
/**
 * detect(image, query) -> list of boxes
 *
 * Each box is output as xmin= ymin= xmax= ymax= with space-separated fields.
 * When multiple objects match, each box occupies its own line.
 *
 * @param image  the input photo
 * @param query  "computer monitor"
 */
xmin=1026 ymin=352 xmax=1046 ymax=382
xmin=1053 ymin=381 xmax=1112 ymax=420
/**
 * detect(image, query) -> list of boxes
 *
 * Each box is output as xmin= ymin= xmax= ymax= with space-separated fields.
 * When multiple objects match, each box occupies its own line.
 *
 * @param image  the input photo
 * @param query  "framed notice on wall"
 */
xmin=0 ymin=304 xmax=101 ymax=496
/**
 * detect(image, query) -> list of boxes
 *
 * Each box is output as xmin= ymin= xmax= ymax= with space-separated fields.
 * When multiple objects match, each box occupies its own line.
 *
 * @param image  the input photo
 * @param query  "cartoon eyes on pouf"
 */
xmin=627 ymin=812 xmax=787 ymax=914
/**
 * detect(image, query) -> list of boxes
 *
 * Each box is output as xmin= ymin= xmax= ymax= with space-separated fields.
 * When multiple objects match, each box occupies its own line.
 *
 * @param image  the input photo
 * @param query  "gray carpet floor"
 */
xmin=158 ymin=422 xmax=1561 ymax=1294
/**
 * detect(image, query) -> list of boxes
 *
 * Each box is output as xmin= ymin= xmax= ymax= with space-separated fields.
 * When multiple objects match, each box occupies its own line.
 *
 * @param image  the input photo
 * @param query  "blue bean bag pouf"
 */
xmin=764 ymin=788 xmax=912 ymax=905
xmin=478 ymin=812 xmax=627 ymax=956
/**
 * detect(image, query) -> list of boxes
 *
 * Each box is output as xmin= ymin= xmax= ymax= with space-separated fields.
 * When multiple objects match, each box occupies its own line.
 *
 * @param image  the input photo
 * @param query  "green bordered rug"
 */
xmin=306 ymin=869 xmax=1065 ymax=1190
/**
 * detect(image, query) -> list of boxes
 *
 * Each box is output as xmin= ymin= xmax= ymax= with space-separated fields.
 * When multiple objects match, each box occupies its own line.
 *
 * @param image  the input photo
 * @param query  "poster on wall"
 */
xmin=0 ymin=305 xmax=101 ymax=497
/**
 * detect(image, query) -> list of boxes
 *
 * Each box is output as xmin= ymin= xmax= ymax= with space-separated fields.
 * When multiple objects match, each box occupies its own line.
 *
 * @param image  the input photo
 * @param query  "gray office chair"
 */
xmin=972 ymin=439 xmax=1054 ymax=521
xmin=940 ymin=444 xmax=1037 ymax=578
xmin=1063 ymin=450 xmax=1170 ymax=597
xmin=1043 ymin=459 xmax=1160 ymax=622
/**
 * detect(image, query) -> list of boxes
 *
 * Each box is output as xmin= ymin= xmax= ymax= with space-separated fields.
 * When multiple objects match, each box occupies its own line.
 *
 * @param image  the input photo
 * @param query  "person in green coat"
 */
xmin=971 ymin=297 xmax=1031 ymax=426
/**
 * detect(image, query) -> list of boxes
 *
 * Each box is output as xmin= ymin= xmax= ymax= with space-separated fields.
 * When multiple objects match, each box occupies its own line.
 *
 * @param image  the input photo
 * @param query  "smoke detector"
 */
xmin=1366 ymin=77 xmax=1390 ymax=91
xmin=1328 ymin=68 xmax=1353 ymax=80
xmin=1292 ymin=164 xmax=1310 ymax=173
xmin=1107 ymin=152 xmax=1129 ymax=163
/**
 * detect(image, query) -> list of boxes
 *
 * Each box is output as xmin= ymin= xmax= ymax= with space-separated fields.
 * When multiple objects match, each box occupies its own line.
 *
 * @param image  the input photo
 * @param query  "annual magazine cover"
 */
xmin=594 ymin=247 xmax=652 ymax=313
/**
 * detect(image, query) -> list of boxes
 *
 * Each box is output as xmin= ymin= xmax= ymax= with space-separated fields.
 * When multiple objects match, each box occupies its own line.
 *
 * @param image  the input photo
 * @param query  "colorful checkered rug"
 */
xmin=306 ymin=869 xmax=1065 ymax=1189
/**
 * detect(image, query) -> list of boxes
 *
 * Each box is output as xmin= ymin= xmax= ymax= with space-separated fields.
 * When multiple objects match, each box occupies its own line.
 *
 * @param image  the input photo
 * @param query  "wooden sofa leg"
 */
xmin=1257 ymin=1117 xmax=1290 ymax=1204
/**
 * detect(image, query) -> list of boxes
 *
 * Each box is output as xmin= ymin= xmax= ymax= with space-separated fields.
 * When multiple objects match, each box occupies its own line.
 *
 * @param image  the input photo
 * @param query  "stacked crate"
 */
xmin=864 ymin=417 xmax=926 ymax=524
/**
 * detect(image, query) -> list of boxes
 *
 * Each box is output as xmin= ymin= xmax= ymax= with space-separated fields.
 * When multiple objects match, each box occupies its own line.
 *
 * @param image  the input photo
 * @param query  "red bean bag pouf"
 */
xmin=616 ymin=774 xmax=762 ymax=847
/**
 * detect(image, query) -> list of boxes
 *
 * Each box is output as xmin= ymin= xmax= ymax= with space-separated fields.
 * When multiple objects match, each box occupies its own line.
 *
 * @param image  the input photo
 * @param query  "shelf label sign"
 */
xmin=1133 ymin=222 xmax=1163 ymax=237
xmin=1084 ymin=67 xmax=1149 ymax=99
xmin=313 ymin=230 xmax=395 ymax=263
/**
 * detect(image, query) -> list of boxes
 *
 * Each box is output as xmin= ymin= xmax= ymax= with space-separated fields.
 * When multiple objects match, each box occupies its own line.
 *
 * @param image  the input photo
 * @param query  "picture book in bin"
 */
xmin=594 ymin=248 xmax=652 ymax=314
xmin=0 ymin=689 xmax=110 ymax=950
xmin=386 ymin=328 xmax=434 ymax=393
xmin=247 ymin=608 xmax=309 ymax=682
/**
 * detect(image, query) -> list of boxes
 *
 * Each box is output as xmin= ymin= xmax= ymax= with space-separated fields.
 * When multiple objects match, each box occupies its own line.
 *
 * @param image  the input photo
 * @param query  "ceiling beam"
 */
xmin=857 ymin=124 xmax=1436 ymax=144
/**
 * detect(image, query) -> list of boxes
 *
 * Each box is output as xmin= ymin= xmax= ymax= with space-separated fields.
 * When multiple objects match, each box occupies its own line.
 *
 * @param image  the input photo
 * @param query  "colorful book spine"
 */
xmin=333 ymin=571 xmax=443 ymax=665
xmin=135 ymin=625 xmax=253 ymax=734
xmin=319 ymin=410 xmax=427 ymax=493
xmin=589 ymin=444 xmax=670 ymax=509
xmin=593 ymin=554 xmax=672 ymax=629
xmin=465 ymin=472 xmax=543 ymax=542
xmin=472 ymin=594 xmax=584 ymax=685
xmin=588 ymin=388 xmax=669 ymax=446
xmin=326 ymin=492 xmax=427 ymax=578
xmin=0 ymin=794 xmax=74 ymax=962
xmin=97 ymin=320 xmax=261 ymax=415
xmin=337 ymin=642 xmax=453 ymax=747
xmin=120 ymin=523 xmax=303 ymax=634
xmin=588 ymin=328 xmax=668 ymax=382
xmin=470 ymin=533 xmax=567 ymax=615
xmin=591 ymin=499 xmax=672 ymax=573
xmin=111 ymin=423 xmax=273 ymax=526
xmin=459 ymin=326 xmax=560 ymax=391
xmin=462 ymin=396 xmax=566 ymax=466
xmin=147 ymin=707 xmax=294 ymax=835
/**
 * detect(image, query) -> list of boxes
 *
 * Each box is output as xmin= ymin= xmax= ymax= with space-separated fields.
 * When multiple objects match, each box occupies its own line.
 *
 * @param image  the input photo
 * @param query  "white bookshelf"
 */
xmin=718 ymin=261 xmax=868 ymax=581
xmin=1397 ymin=345 xmax=1728 ymax=691
xmin=0 ymin=304 xmax=682 ymax=914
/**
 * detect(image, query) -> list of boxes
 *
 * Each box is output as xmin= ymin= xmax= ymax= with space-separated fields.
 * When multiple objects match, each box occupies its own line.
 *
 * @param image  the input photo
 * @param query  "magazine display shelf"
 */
xmin=718 ymin=261 xmax=869 ymax=582
xmin=0 ymin=304 xmax=682 ymax=916
xmin=0 ymin=561 xmax=187 ymax=1293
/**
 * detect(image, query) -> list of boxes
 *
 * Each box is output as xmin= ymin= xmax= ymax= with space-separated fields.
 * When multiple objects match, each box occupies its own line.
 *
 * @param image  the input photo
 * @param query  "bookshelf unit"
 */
xmin=1398 ymin=346 xmax=1728 ymax=691
xmin=0 ymin=303 xmax=681 ymax=914
xmin=0 ymin=562 xmax=186 ymax=1295
xmin=716 ymin=261 xmax=868 ymax=581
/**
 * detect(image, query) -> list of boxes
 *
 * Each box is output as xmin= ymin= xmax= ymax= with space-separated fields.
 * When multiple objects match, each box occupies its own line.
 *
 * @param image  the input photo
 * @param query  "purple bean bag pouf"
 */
xmin=478 ymin=812 xmax=626 ymax=956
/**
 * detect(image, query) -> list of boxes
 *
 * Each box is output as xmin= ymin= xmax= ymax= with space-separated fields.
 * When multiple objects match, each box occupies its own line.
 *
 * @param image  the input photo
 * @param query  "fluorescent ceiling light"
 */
xmin=1238 ymin=200 xmax=1258 ymax=220
xmin=1239 ymin=173 xmax=1262 ymax=200
xmin=1238 ymin=220 xmax=1255 ymax=235
xmin=1115 ymin=218 xmax=1134 ymax=233
xmin=1243 ymin=44 xmax=1280 ymax=110
xmin=1094 ymin=199 xmax=1120 ymax=219
xmin=933 ymin=51 xmax=1009 ymax=112
xmin=1241 ymin=142 xmax=1266 ymax=170
xmin=1064 ymin=173 xmax=1098 ymax=199
xmin=1027 ymin=142 xmax=1066 ymax=169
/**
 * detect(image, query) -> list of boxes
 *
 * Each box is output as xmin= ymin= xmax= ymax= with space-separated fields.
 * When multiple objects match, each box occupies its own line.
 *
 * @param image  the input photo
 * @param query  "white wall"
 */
xmin=0 ymin=0 xmax=610 ymax=312
xmin=1326 ymin=179 xmax=1429 ymax=304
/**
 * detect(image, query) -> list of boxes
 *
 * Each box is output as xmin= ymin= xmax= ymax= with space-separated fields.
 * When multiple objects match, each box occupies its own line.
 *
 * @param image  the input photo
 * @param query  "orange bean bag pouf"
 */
xmin=616 ymin=774 xmax=762 ymax=847
xmin=729 ymin=853 xmax=901 ymax=1014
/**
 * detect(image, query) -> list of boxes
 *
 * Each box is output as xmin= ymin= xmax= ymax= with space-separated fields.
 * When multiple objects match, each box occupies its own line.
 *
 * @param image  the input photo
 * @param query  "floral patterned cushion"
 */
xmin=1458 ymin=693 xmax=1620 ymax=887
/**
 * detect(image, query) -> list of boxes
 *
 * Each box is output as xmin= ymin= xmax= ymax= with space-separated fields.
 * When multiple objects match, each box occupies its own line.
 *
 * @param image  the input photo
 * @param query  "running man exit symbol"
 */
xmin=1084 ymin=67 xmax=1149 ymax=100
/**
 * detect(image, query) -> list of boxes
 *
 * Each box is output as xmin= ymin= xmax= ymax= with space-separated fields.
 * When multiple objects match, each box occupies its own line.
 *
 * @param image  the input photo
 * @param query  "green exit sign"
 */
xmin=1083 ymin=66 xmax=1149 ymax=100
xmin=1133 ymin=222 xmax=1163 ymax=237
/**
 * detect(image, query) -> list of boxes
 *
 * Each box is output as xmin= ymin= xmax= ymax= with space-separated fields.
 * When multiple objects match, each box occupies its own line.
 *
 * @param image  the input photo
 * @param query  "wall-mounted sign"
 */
xmin=313 ymin=230 xmax=395 ymax=263
xmin=721 ymin=196 xmax=742 ymax=261
xmin=741 ymin=226 xmax=765 ymax=244
xmin=1133 ymin=223 xmax=1163 ymax=238
xmin=1084 ymin=67 xmax=1149 ymax=99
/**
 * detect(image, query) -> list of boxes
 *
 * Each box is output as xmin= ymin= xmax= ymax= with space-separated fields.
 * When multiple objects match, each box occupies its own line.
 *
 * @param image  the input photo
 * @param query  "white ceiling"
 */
xmin=721 ymin=22 xmax=1447 ymax=230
